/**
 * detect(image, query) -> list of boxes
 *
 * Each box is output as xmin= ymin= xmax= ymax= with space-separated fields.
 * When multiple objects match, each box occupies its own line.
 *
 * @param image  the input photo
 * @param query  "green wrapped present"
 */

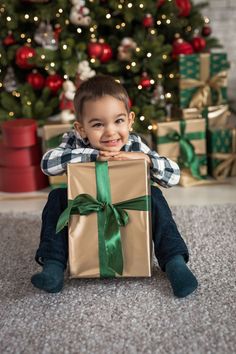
xmin=179 ymin=53 xmax=229 ymax=110
xmin=208 ymin=128 xmax=236 ymax=179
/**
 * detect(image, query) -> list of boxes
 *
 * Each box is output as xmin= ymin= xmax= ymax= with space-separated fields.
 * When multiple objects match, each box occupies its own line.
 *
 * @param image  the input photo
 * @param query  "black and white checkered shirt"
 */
xmin=41 ymin=130 xmax=180 ymax=188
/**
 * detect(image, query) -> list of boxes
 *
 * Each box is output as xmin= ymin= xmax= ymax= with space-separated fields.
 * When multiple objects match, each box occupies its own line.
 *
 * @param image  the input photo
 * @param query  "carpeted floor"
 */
xmin=0 ymin=205 xmax=236 ymax=354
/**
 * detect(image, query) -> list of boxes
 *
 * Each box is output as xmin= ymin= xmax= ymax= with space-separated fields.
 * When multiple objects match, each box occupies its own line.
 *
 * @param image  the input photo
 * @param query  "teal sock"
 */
xmin=31 ymin=259 xmax=65 ymax=293
xmin=165 ymin=255 xmax=198 ymax=298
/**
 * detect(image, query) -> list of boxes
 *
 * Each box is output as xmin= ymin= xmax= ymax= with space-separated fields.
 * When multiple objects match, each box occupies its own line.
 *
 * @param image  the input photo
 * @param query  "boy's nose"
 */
xmin=104 ymin=124 xmax=116 ymax=136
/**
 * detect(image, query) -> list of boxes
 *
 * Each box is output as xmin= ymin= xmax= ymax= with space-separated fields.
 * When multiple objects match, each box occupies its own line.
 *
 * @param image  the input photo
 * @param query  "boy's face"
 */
xmin=74 ymin=95 xmax=135 ymax=152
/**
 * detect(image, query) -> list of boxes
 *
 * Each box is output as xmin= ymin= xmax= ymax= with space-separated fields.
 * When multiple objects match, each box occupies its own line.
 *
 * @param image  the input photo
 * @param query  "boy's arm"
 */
xmin=41 ymin=131 xmax=99 ymax=176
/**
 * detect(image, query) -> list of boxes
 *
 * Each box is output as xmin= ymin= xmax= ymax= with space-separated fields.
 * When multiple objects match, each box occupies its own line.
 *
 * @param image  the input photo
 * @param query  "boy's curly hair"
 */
xmin=73 ymin=75 xmax=130 ymax=122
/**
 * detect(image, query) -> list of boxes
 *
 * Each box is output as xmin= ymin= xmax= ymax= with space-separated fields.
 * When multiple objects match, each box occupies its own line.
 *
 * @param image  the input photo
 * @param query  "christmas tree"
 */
xmin=0 ymin=0 xmax=221 ymax=132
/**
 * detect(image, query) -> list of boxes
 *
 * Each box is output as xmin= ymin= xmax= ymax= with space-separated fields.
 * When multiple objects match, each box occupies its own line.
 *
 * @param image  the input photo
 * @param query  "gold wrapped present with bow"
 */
xmin=154 ymin=118 xmax=207 ymax=182
xmin=56 ymin=160 xmax=152 ymax=278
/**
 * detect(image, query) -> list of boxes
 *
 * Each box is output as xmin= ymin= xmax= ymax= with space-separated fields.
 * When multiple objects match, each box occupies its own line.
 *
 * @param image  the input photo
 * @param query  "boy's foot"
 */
xmin=31 ymin=259 xmax=64 ymax=293
xmin=165 ymin=255 xmax=198 ymax=298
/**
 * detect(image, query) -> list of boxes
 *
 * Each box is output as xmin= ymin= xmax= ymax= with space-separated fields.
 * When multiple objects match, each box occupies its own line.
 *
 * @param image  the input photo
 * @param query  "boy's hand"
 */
xmin=97 ymin=151 xmax=151 ymax=164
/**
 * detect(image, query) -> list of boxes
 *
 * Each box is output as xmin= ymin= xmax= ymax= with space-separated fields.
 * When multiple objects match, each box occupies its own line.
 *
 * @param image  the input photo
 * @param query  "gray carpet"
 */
xmin=0 ymin=205 xmax=236 ymax=354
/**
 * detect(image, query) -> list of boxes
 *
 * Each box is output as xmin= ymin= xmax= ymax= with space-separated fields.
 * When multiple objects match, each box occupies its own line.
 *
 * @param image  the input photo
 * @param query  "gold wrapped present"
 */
xmin=49 ymin=175 xmax=67 ymax=189
xmin=42 ymin=123 xmax=72 ymax=152
xmin=42 ymin=124 xmax=72 ymax=187
xmin=204 ymin=105 xmax=231 ymax=130
xmin=57 ymin=160 xmax=152 ymax=278
xmin=155 ymin=118 xmax=207 ymax=181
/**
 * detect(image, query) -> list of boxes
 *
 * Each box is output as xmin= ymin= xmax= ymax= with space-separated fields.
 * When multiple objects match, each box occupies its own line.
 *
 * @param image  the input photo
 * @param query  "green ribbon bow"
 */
xmin=158 ymin=121 xmax=206 ymax=179
xmin=56 ymin=161 xmax=150 ymax=277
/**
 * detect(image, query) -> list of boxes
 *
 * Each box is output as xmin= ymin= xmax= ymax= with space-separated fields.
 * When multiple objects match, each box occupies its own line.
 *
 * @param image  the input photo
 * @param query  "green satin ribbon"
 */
xmin=56 ymin=161 xmax=150 ymax=277
xmin=158 ymin=121 xmax=205 ymax=179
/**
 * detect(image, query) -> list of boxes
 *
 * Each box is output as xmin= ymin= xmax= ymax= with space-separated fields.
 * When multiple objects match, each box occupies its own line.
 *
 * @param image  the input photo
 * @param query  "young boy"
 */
xmin=32 ymin=75 xmax=198 ymax=297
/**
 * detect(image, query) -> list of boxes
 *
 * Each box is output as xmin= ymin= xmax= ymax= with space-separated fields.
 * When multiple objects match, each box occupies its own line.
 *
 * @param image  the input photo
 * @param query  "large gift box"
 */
xmin=57 ymin=160 xmax=152 ymax=278
xmin=205 ymin=106 xmax=236 ymax=179
xmin=179 ymin=53 xmax=229 ymax=111
xmin=43 ymin=124 xmax=72 ymax=188
xmin=155 ymin=118 xmax=207 ymax=183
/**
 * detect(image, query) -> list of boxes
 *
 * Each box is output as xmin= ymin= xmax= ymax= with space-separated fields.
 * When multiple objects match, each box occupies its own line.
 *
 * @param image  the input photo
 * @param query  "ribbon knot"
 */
xmin=101 ymin=201 xmax=107 ymax=209
xmin=158 ymin=121 xmax=206 ymax=180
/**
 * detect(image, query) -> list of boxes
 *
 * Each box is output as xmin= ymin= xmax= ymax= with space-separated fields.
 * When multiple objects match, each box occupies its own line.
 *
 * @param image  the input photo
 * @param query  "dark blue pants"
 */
xmin=35 ymin=186 xmax=189 ymax=271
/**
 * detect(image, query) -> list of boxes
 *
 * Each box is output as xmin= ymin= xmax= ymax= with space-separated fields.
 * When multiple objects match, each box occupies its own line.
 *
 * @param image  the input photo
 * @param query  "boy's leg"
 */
xmin=35 ymin=188 xmax=68 ymax=267
xmin=31 ymin=188 xmax=68 ymax=293
xmin=151 ymin=186 xmax=198 ymax=298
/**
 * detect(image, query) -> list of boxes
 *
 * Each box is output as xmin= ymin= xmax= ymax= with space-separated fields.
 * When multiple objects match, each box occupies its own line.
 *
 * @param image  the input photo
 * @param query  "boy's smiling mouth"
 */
xmin=101 ymin=139 xmax=121 ymax=146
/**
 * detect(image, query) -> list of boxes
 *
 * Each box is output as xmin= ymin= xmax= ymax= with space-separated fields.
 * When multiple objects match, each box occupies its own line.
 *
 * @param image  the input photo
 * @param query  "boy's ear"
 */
xmin=128 ymin=111 xmax=135 ymax=130
xmin=74 ymin=121 xmax=87 ymax=139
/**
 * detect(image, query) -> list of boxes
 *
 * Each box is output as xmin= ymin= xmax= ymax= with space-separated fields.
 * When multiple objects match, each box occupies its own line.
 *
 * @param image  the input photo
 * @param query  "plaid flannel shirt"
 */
xmin=41 ymin=130 xmax=180 ymax=188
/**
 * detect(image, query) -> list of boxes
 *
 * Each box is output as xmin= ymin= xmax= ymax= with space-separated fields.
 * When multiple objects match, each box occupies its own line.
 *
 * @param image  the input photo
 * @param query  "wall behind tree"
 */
xmin=194 ymin=0 xmax=236 ymax=109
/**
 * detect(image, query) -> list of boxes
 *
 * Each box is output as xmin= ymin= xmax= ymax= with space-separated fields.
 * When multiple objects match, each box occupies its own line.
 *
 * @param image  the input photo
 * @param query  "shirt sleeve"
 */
xmin=41 ymin=131 xmax=99 ymax=176
xmin=138 ymin=137 xmax=180 ymax=188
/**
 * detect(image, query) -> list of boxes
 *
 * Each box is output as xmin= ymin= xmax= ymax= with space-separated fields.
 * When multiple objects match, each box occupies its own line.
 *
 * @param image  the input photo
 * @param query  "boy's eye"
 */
xmin=92 ymin=123 xmax=103 ymax=128
xmin=116 ymin=118 xmax=125 ymax=124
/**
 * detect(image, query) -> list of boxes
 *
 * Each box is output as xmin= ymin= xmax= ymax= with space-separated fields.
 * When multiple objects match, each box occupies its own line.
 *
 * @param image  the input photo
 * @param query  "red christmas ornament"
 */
xmin=202 ymin=25 xmax=212 ymax=37
xmin=142 ymin=14 xmax=154 ymax=28
xmin=128 ymin=97 xmax=133 ymax=108
xmin=87 ymin=42 xmax=103 ymax=59
xmin=3 ymin=32 xmax=15 ymax=46
xmin=139 ymin=73 xmax=151 ymax=89
xmin=191 ymin=36 xmax=206 ymax=52
xmin=15 ymin=46 xmax=36 ymax=69
xmin=175 ymin=0 xmax=191 ymax=17
xmin=172 ymin=39 xmax=194 ymax=58
xmin=27 ymin=71 xmax=45 ymax=90
xmin=100 ymin=43 xmax=113 ymax=63
xmin=54 ymin=24 xmax=62 ymax=41
xmin=45 ymin=74 xmax=63 ymax=94
xmin=156 ymin=0 xmax=165 ymax=8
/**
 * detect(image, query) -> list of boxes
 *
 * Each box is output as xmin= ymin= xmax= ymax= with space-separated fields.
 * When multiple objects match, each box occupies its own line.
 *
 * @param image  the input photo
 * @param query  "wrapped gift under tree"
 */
xmin=56 ymin=160 xmax=152 ymax=278
xmin=154 ymin=118 xmax=207 ymax=186
xmin=179 ymin=53 xmax=230 ymax=112
xmin=205 ymin=105 xmax=236 ymax=179
xmin=42 ymin=123 xmax=72 ymax=188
